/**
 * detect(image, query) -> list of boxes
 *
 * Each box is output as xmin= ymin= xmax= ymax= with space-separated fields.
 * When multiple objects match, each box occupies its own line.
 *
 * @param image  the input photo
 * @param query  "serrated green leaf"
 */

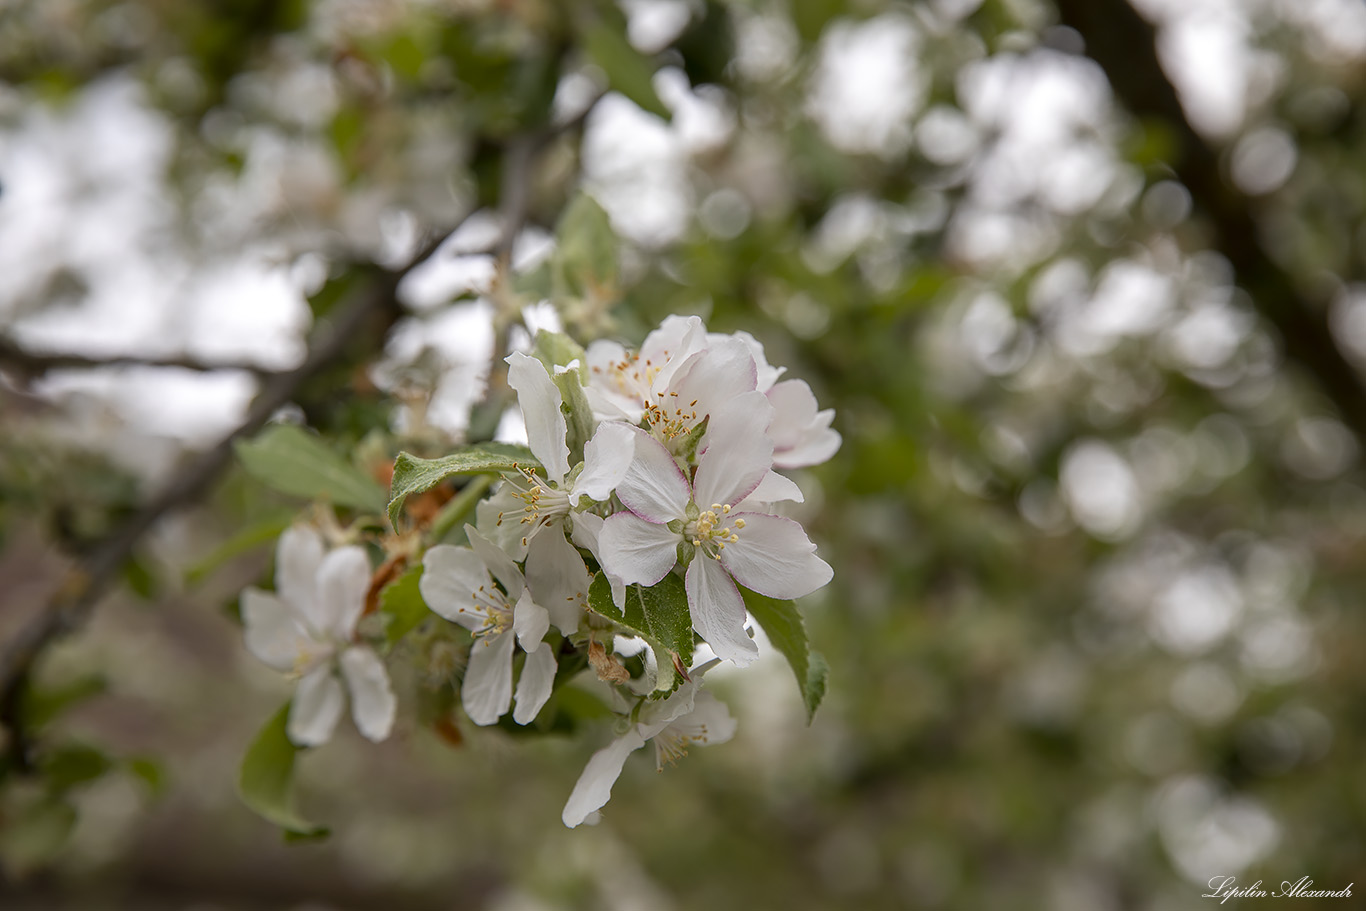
xmin=186 ymin=510 xmax=294 ymax=586
xmin=388 ymin=443 xmax=538 ymax=528
xmin=583 ymin=23 xmax=672 ymax=121
xmin=740 ymin=587 xmax=826 ymax=722
xmin=380 ymin=564 xmax=430 ymax=646
xmin=237 ymin=704 xmax=328 ymax=838
xmin=235 ymin=425 xmax=386 ymax=514
xmin=40 ymin=743 xmax=112 ymax=793
xmin=587 ymin=573 xmax=694 ymax=692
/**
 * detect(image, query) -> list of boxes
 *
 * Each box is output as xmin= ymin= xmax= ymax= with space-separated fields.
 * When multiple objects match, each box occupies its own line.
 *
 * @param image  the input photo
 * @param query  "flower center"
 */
xmin=643 ymin=391 xmax=701 ymax=442
xmin=459 ymin=583 xmax=514 ymax=641
xmin=593 ymin=352 xmax=664 ymax=404
xmin=496 ymin=464 xmax=572 ymax=546
xmin=684 ymin=503 xmax=744 ymax=559
xmin=654 ymin=719 xmax=714 ymax=770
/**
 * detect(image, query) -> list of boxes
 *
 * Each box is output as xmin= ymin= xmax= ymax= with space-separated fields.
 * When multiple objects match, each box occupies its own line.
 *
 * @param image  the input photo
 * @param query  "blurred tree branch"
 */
xmin=1055 ymin=0 xmax=1366 ymax=440
xmin=0 ymin=338 xmax=282 ymax=382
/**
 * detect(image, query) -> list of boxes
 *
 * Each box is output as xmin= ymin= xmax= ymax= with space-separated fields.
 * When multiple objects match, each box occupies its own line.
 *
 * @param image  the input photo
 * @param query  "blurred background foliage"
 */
xmin=2 ymin=0 xmax=1366 ymax=908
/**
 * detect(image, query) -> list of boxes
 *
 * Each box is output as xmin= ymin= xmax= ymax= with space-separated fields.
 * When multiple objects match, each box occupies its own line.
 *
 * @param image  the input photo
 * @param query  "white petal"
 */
xmin=615 ymin=428 xmax=691 ymax=522
xmin=739 ymin=471 xmax=805 ymax=507
xmin=525 ymin=527 xmax=591 ymax=634
xmin=666 ymin=690 xmax=737 ymax=746
xmin=569 ymin=511 xmax=604 ymax=557
xmin=716 ymin=329 xmax=784 ymax=392
xmin=672 ymin=337 xmax=759 ymax=419
xmin=276 ymin=526 xmax=323 ymax=628
xmin=340 ymin=646 xmax=396 ymax=742
xmin=466 ymin=525 xmax=525 ymax=602
xmin=641 ymin=314 xmax=707 ymax=391
xmin=241 ymin=588 xmax=309 ymax=672
xmin=600 ymin=513 xmax=683 ymax=587
xmin=475 ymin=485 xmax=530 ymax=561
xmin=561 ymin=728 xmax=648 ymax=828
xmin=720 ymin=513 xmax=833 ymax=599
xmin=571 ymin=422 xmax=637 ymax=505
xmin=513 ymin=642 xmax=557 ymax=725
xmin=685 ymin=557 xmax=758 ymax=666
xmin=288 ymin=665 xmax=345 ymax=747
xmin=506 ymin=351 xmax=570 ymax=485
xmin=315 ymin=545 xmax=371 ymax=640
xmin=692 ymin=393 xmax=774 ymax=508
xmin=774 ymin=424 xmax=842 ymax=469
xmin=420 ymin=545 xmax=492 ymax=629
xmin=462 ymin=629 xmax=516 ymax=725
xmin=513 ymin=589 xmax=551 ymax=647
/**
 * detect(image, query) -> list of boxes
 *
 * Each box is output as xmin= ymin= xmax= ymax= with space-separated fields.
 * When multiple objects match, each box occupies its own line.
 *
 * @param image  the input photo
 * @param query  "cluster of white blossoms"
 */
xmin=240 ymin=315 xmax=838 ymax=828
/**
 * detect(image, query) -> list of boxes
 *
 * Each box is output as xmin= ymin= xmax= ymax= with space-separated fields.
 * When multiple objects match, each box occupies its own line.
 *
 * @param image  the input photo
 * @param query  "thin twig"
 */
xmin=0 ymin=229 xmax=452 ymax=771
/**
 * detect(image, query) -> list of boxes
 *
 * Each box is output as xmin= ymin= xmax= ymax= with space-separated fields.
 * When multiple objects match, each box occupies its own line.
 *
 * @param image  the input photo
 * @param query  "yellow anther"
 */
xmin=734 ymin=518 xmax=745 ymax=528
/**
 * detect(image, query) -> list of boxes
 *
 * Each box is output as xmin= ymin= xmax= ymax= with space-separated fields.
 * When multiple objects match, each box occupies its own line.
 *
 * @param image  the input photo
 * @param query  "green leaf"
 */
xmin=235 ymin=425 xmax=387 ymax=514
xmin=237 ymin=704 xmax=328 ymax=838
xmin=533 ymin=329 xmax=588 ymax=372
xmin=185 ymin=510 xmax=294 ymax=586
xmin=380 ymin=564 xmax=430 ymax=646
xmin=552 ymin=362 xmax=595 ymax=466
xmin=587 ymin=573 xmax=694 ymax=692
xmin=388 ymin=443 xmax=538 ymax=529
xmin=583 ymin=22 xmax=672 ymax=121
xmin=126 ymin=757 xmax=166 ymax=797
xmin=555 ymin=194 xmax=619 ymax=298
xmin=740 ymin=587 xmax=827 ymax=722
xmin=22 ymin=675 xmax=106 ymax=730
xmin=39 ymin=743 xmax=112 ymax=794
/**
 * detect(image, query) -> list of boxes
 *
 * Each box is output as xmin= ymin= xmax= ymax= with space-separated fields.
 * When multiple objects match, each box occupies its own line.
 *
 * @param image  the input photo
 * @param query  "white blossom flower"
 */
xmin=419 ymin=527 xmax=557 ymax=726
xmin=241 ymin=526 xmax=396 ymax=747
xmin=599 ymin=406 xmax=833 ymax=665
xmin=562 ymin=674 xmax=737 ymax=828
xmin=484 ymin=351 xmax=636 ymax=631
xmin=585 ymin=315 xmax=709 ymax=422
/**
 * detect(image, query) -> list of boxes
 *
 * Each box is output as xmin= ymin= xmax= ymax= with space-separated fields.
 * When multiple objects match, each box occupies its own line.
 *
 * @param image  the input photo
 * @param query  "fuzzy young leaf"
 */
xmin=555 ymin=194 xmax=620 ymax=298
xmin=380 ymin=564 xmax=429 ymax=646
xmin=552 ymin=363 xmax=595 ymax=466
xmin=740 ymin=587 xmax=827 ymax=722
xmin=388 ymin=443 xmax=538 ymax=528
xmin=237 ymin=704 xmax=328 ymax=839
xmin=235 ymin=425 xmax=387 ymax=514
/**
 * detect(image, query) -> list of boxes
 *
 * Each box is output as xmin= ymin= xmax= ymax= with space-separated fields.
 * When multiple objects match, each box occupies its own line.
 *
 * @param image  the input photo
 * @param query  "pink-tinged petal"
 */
xmin=600 ymin=514 xmax=682 ymax=587
xmin=693 ymin=393 xmax=774 ymax=508
xmin=462 ymin=629 xmax=516 ymax=725
xmin=569 ymin=511 xmax=603 ymax=557
xmin=739 ymin=471 xmax=805 ymax=507
xmin=641 ymin=315 xmax=706 ymax=392
xmin=506 ymin=351 xmax=570 ymax=485
xmin=765 ymin=380 xmax=821 ymax=449
xmin=672 ymin=337 xmax=760 ymax=418
xmin=714 ymin=329 xmax=784 ymax=392
xmin=466 ymin=525 xmax=525 ymax=602
xmin=276 ymin=526 xmax=323 ymax=626
xmin=562 ymin=728 xmax=648 ymax=828
xmin=315 ymin=545 xmax=371 ymax=641
xmin=571 ymin=422 xmax=637 ymax=505
xmin=774 ymin=424 xmax=842 ymax=469
xmin=525 ymin=527 xmax=590 ymax=634
xmin=720 ymin=513 xmax=833 ymax=599
xmin=685 ymin=558 xmax=758 ymax=666
xmin=241 ymin=588 xmax=308 ymax=672
xmin=287 ymin=666 xmax=344 ymax=747
xmin=420 ymin=545 xmax=491 ymax=627
xmin=513 ymin=641 xmax=557 ymax=724
xmin=340 ymin=646 xmax=396 ymax=742
xmin=615 ymin=427 xmax=690 ymax=523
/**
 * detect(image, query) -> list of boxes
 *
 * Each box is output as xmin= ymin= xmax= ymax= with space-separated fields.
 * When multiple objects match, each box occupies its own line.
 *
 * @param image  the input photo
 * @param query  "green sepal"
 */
xmin=533 ymin=330 xmax=588 ymax=373
xmin=551 ymin=361 xmax=596 ymax=466
xmin=379 ymin=563 xmax=430 ymax=647
xmin=387 ymin=443 xmax=538 ymax=529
